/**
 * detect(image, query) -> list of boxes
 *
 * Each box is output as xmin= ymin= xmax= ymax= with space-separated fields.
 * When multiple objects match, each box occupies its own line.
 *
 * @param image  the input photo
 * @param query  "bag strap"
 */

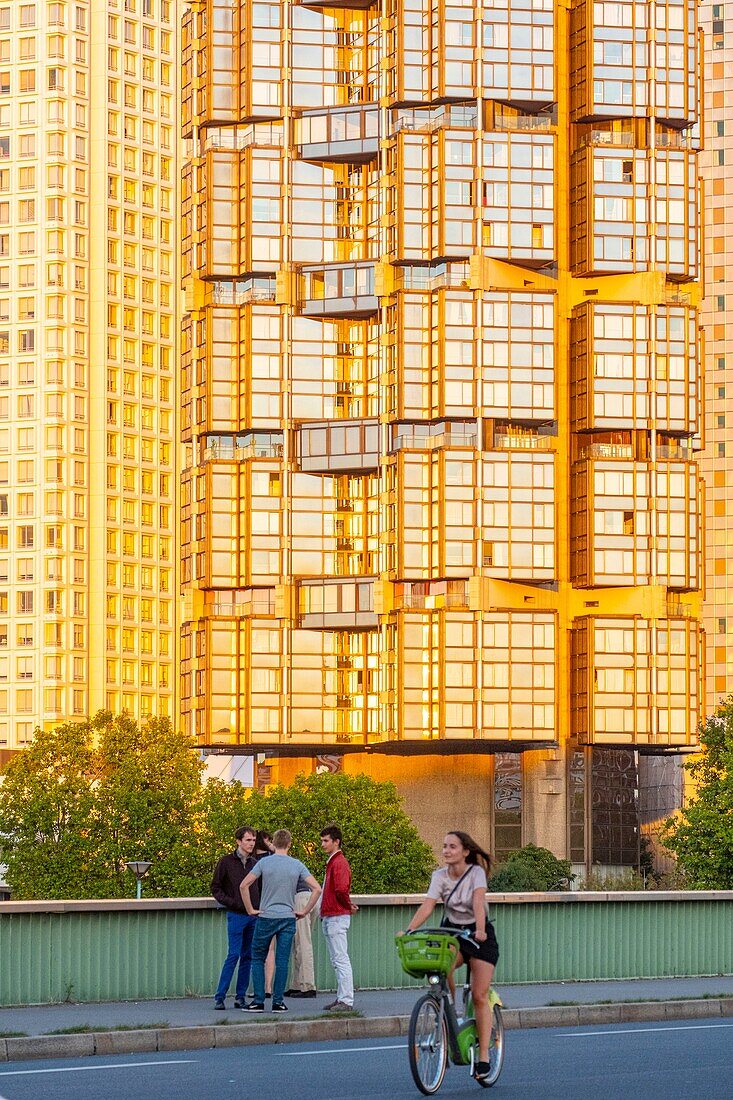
xmin=444 ymin=865 xmax=475 ymax=909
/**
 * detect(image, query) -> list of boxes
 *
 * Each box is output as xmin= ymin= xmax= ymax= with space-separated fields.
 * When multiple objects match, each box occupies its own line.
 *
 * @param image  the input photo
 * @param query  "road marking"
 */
xmin=0 ymin=1059 xmax=197 ymax=1077
xmin=559 ymin=1022 xmax=733 ymax=1038
xmin=277 ymin=1043 xmax=405 ymax=1057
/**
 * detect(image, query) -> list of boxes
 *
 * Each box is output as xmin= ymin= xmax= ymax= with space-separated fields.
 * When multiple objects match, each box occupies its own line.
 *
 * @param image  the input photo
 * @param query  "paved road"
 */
xmin=1 ymin=1018 xmax=732 ymax=1100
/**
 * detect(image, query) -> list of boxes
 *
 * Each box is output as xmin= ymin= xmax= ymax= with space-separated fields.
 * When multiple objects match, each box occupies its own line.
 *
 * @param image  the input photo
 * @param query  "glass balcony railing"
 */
xmin=580 ymin=443 xmax=634 ymax=460
xmin=493 ymin=431 xmax=555 ymax=451
xmin=211 ymin=278 xmax=276 ymax=305
xmin=392 ymin=103 xmax=479 ymax=133
xmin=395 ymin=261 xmax=471 ymax=291
xmin=390 ymin=420 xmax=479 ymax=452
xmin=204 ymin=589 xmax=276 ymax=618
xmin=493 ymin=110 xmax=556 ymax=132
xmin=200 ymin=123 xmax=284 ymax=154
xmin=577 ymin=128 xmax=635 ymax=149
xmin=200 ymin=432 xmax=284 ymax=463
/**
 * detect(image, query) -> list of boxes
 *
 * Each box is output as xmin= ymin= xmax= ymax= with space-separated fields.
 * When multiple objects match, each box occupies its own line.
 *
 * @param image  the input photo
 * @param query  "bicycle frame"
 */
xmin=427 ymin=974 xmax=476 ymax=1066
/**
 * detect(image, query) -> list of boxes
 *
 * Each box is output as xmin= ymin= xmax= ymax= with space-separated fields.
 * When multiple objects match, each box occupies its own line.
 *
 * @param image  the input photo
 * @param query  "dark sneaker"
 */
xmin=271 ymin=1001 xmax=288 ymax=1012
xmin=287 ymin=989 xmax=317 ymax=998
xmin=474 ymin=1060 xmax=491 ymax=1083
xmin=233 ymin=998 xmax=246 ymax=1009
xmin=213 ymin=999 xmax=226 ymax=1011
xmin=245 ymin=1001 xmax=265 ymax=1012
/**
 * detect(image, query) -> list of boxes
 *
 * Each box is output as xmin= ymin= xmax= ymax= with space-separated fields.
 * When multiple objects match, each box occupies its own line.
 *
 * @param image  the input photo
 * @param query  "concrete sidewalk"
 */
xmin=1 ymin=977 xmax=732 ymax=1063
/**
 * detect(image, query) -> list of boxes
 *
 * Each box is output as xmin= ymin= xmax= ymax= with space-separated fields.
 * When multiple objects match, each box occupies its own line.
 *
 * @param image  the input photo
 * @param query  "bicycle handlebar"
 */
xmin=402 ymin=927 xmax=480 ymax=949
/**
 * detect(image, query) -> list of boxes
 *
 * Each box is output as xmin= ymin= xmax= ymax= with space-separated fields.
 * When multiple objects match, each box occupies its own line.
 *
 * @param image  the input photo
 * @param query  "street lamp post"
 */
xmin=125 ymin=860 xmax=152 ymax=900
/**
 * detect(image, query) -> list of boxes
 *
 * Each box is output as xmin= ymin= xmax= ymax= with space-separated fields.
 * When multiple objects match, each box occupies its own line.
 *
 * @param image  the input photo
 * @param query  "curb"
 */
xmin=1 ymin=999 xmax=732 ymax=1064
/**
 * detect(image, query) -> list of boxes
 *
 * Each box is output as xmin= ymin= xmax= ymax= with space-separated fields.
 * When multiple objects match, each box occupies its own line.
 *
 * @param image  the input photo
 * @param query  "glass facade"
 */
xmin=700 ymin=0 xmax=733 ymax=712
xmin=0 ymin=0 xmax=177 ymax=749
xmin=181 ymin=0 xmax=704 ymax=859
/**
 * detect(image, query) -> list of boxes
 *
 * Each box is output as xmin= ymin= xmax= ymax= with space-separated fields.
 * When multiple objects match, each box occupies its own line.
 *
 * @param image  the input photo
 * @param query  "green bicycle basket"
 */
xmin=395 ymin=930 xmax=460 ymax=978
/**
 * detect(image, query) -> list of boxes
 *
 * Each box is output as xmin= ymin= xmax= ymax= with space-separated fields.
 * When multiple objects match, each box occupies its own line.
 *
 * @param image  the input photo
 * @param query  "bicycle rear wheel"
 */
xmin=408 ymin=994 xmax=448 ymax=1095
xmin=474 ymin=1003 xmax=505 ymax=1088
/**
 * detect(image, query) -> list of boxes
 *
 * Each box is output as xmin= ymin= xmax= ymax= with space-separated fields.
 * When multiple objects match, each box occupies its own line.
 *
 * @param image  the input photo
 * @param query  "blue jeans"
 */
xmin=215 ymin=911 xmax=257 ymax=1001
xmin=251 ymin=917 xmax=296 ymax=1004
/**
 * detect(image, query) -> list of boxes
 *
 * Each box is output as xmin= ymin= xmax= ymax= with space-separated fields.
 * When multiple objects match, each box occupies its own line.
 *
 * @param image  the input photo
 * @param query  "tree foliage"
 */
xmin=488 ymin=844 xmax=573 ymax=892
xmin=241 ymin=772 xmax=436 ymax=893
xmin=661 ymin=699 xmax=733 ymax=888
xmin=0 ymin=717 xmax=435 ymax=898
xmin=0 ymin=713 xmax=210 ymax=899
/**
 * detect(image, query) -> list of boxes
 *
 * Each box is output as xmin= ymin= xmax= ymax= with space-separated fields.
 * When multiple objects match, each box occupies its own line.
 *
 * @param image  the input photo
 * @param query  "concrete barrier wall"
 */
xmin=1 ymin=892 xmax=732 ymax=1006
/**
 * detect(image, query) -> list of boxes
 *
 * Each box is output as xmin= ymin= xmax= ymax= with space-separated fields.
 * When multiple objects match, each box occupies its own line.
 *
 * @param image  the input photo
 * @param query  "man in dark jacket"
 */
xmin=211 ymin=825 xmax=259 ymax=1009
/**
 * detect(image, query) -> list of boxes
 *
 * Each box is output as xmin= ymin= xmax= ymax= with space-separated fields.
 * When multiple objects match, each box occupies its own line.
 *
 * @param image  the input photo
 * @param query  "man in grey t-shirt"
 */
xmin=241 ymin=828 xmax=321 ymax=1011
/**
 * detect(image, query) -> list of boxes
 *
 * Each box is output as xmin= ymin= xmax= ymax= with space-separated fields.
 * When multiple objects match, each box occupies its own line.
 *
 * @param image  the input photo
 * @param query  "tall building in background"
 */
xmin=701 ymin=0 xmax=733 ymax=714
xmin=181 ymin=0 xmax=704 ymax=869
xmin=0 ymin=0 xmax=177 ymax=755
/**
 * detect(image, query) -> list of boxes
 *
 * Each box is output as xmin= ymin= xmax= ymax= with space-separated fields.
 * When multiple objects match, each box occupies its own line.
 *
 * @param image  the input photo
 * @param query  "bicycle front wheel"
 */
xmin=408 ymin=994 xmax=448 ymax=1095
xmin=475 ymin=1003 xmax=505 ymax=1088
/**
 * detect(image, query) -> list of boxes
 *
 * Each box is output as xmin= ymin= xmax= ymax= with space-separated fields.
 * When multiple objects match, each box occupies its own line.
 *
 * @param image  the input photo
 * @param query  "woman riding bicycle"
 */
xmin=401 ymin=831 xmax=499 ymax=1085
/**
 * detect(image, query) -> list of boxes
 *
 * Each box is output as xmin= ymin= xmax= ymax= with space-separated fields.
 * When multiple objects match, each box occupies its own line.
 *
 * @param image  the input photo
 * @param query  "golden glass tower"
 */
xmin=181 ymin=0 xmax=704 ymax=863
xmin=701 ymin=0 xmax=733 ymax=712
xmin=0 ymin=0 xmax=177 ymax=753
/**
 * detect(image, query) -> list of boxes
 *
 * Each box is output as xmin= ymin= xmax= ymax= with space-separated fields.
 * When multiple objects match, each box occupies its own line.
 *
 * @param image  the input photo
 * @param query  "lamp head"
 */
xmin=125 ymin=860 xmax=152 ymax=880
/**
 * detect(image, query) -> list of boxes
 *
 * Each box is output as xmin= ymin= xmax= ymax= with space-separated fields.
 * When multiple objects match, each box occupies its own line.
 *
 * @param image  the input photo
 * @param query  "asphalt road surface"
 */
xmin=1 ymin=1018 xmax=732 ymax=1100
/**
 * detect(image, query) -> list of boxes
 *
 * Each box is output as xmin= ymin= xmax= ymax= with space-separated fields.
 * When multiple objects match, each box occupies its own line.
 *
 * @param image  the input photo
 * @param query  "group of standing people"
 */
xmin=211 ymin=824 xmax=357 ymax=1013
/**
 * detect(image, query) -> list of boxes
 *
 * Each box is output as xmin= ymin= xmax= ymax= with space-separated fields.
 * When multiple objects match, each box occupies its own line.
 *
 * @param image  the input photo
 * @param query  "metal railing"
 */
xmin=1 ymin=893 xmax=732 ymax=1004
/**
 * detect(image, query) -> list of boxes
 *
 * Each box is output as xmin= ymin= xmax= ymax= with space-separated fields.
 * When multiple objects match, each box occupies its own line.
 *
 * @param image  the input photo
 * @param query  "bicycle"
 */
xmin=396 ymin=928 xmax=505 ymax=1094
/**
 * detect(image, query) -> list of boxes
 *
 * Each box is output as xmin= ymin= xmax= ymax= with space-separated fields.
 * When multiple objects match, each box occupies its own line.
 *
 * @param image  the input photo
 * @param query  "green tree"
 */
xmin=0 ymin=722 xmax=435 ymax=898
xmin=0 ymin=718 xmax=102 ymax=899
xmin=661 ymin=699 xmax=733 ymax=888
xmin=241 ymin=772 xmax=436 ymax=894
xmin=0 ymin=713 xmax=215 ymax=899
xmin=488 ymin=844 xmax=573 ymax=892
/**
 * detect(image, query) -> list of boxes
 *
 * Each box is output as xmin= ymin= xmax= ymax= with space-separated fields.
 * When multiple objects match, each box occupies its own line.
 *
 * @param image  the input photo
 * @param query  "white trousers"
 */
xmin=321 ymin=915 xmax=354 ymax=1006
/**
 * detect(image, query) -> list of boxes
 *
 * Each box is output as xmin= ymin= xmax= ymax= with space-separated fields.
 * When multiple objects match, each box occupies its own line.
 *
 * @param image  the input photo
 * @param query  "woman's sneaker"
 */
xmin=474 ymin=1059 xmax=491 ymax=1083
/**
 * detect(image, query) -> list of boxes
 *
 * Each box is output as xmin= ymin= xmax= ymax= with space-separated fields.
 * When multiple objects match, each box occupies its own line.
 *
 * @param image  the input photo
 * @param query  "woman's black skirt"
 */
xmin=442 ymin=920 xmax=499 ymax=966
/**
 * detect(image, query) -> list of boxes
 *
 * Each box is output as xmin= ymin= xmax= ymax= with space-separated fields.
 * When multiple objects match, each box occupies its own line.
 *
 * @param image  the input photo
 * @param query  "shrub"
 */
xmin=488 ymin=844 xmax=572 ymax=892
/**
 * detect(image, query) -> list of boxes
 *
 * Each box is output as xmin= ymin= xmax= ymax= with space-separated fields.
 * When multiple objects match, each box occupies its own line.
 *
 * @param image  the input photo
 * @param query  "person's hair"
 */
xmin=234 ymin=825 xmax=256 ymax=842
xmin=320 ymin=823 xmax=343 ymax=847
xmin=272 ymin=828 xmax=292 ymax=849
xmin=254 ymin=829 xmax=272 ymax=852
xmin=447 ymin=830 xmax=492 ymax=874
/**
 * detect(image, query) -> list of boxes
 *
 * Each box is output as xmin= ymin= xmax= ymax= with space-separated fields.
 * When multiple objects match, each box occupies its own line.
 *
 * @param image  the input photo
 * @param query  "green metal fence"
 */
xmin=1 ymin=892 xmax=732 ymax=1007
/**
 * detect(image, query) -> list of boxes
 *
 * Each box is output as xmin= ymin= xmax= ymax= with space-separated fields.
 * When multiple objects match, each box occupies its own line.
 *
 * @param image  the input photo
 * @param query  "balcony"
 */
xmin=298 ymin=578 xmax=378 ymax=630
xmin=295 ymin=106 xmax=379 ymax=164
xmin=200 ymin=431 xmax=284 ymax=463
xmin=494 ymin=430 xmax=555 ymax=452
xmin=297 ymin=419 xmax=380 ymax=474
xmin=211 ymin=278 xmax=276 ymax=306
xmin=203 ymin=589 xmax=276 ymax=618
xmin=580 ymin=442 xmax=634 ymax=460
xmin=299 ymin=262 xmax=378 ymax=319
xmin=392 ymin=104 xmax=479 ymax=134
xmin=389 ymin=420 xmax=479 ymax=452
xmin=394 ymin=580 xmax=470 ymax=611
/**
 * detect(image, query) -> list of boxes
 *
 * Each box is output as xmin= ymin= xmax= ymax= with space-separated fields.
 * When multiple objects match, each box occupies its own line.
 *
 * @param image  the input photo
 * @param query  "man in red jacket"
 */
xmin=320 ymin=823 xmax=359 ymax=1011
